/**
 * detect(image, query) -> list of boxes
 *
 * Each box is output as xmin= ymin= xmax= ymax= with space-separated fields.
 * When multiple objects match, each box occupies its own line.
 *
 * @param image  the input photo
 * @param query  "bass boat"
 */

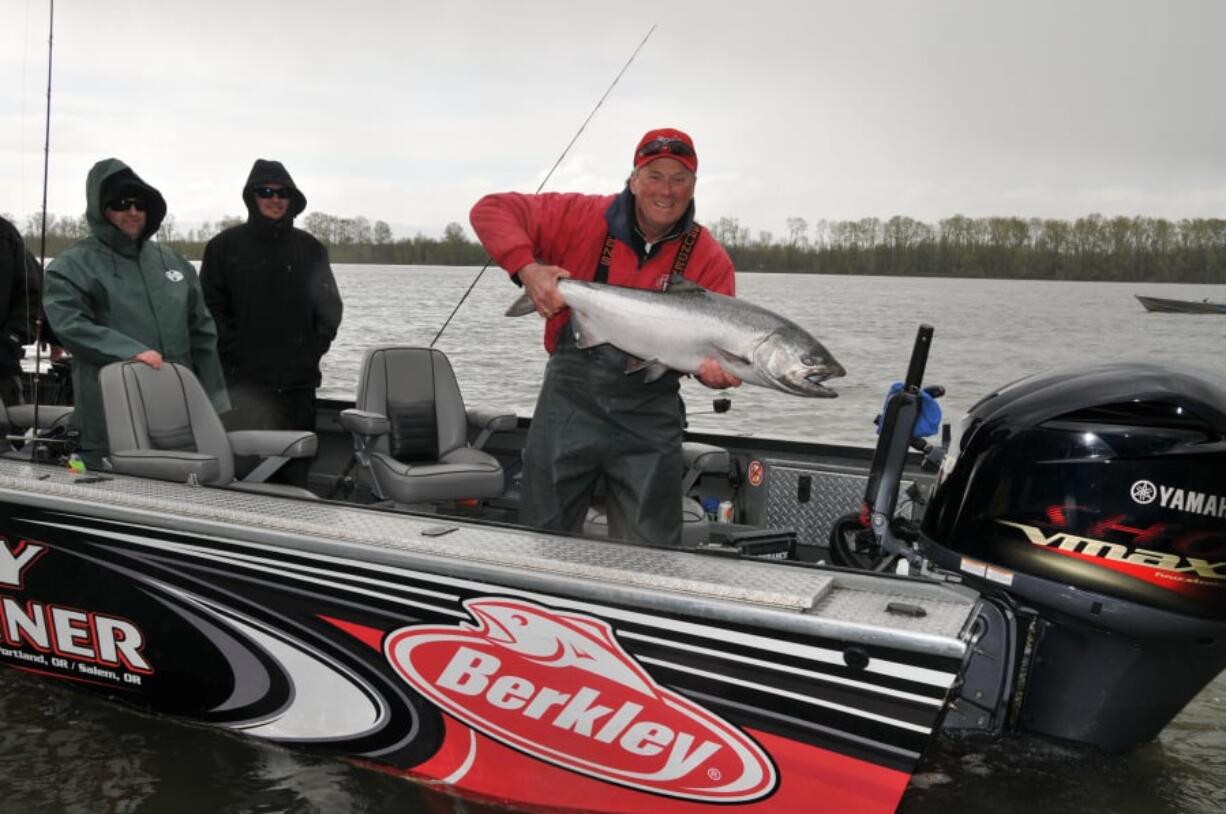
xmin=0 ymin=326 xmax=1222 ymax=814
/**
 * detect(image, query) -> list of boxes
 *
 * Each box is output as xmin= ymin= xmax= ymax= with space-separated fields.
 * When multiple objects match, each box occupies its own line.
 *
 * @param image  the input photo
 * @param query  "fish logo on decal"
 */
xmin=385 ymin=597 xmax=777 ymax=802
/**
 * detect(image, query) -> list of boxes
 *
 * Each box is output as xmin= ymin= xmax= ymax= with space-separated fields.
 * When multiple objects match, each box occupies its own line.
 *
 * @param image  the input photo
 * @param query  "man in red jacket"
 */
xmin=470 ymin=127 xmax=739 ymax=547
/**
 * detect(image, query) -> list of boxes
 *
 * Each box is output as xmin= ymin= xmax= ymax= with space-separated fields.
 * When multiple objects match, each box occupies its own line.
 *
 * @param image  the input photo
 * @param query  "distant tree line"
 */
xmin=10 ymin=210 xmax=1226 ymax=282
xmin=709 ymin=214 xmax=1226 ymax=282
xmin=7 ymin=210 xmax=488 ymax=266
xmin=294 ymin=215 xmax=489 ymax=265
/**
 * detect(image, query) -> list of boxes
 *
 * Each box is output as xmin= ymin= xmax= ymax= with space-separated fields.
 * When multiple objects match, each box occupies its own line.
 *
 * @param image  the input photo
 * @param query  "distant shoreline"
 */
xmin=19 ymin=211 xmax=1226 ymax=285
xmin=315 ymin=260 xmax=1226 ymax=286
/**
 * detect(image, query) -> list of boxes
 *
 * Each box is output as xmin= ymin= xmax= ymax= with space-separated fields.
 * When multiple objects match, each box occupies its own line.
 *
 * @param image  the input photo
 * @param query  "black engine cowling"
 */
xmin=920 ymin=361 xmax=1226 ymax=750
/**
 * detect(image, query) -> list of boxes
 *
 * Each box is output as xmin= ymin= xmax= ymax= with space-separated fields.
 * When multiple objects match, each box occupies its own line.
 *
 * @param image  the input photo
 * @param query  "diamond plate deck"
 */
xmin=764 ymin=463 xmax=914 ymax=547
xmin=0 ymin=459 xmax=835 ymax=611
xmin=812 ymin=581 xmax=976 ymax=638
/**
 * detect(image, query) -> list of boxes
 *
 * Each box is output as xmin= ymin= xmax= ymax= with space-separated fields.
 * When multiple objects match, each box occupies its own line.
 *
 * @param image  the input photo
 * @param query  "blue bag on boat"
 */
xmin=879 ymin=382 xmax=942 ymax=438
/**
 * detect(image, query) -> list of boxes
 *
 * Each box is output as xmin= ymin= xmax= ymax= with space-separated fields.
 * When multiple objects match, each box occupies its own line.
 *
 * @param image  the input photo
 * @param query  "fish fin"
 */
xmin=643 ymin=363 xmax=672 ymax=382
xmin=664 ymin=273 xmax=705 ymax=293
xmin=623 ymin=355 xmax=655 ymax=373
xmin=566 ymin=617 xmax=616 ymax=647
xmin=624 ymin=356 xmax=671 ymax=382
xmin=505 ymin=293 xmax=535 ymax=317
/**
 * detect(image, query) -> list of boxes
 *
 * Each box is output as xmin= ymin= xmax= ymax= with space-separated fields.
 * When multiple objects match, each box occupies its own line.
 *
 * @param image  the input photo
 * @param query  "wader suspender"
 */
xmin=595 ymin=233 xmax=617 ymax=284
xmin=593 ymin=224 xmax=701 ymax=287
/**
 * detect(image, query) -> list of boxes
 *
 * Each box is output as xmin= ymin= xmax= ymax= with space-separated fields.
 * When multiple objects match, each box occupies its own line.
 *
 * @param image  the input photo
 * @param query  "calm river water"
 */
xmin=1 ymin=266 xmax=1222 ymax=813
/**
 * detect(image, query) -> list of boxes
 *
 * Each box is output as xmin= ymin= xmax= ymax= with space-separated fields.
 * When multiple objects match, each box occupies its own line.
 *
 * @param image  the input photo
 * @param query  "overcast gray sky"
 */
xmin=4 ymin=0 xmax=1225 ymax=240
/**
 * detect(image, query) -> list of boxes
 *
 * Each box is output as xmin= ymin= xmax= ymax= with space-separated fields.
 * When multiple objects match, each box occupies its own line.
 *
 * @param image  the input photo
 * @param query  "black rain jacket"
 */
xmin=200 ymin=159 xmax=343 ymax=389
xmin=0 ymin=216 xmax=46 ymax=375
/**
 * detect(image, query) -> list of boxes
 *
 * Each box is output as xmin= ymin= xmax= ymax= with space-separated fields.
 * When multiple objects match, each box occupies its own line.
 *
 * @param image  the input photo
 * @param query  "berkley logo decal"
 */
xmin=385 ymin=597 xmax=776 ymax=802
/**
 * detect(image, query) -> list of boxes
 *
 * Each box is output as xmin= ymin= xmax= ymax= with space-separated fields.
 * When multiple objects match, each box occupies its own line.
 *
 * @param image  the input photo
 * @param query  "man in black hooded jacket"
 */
xmin=201 ymin=159 xmax=343 ymax=488
xmin=0 ymin=215 xmax=45 ymax=405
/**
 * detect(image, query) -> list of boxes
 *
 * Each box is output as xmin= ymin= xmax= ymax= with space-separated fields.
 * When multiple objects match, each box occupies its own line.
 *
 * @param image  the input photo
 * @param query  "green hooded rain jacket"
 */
xmin=44 ymin=158 xmax=229 ymax=466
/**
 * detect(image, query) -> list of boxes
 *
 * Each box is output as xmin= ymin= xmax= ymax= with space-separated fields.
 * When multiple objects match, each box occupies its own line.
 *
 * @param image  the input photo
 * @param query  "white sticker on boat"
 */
xmin=165 ymin=270 xmax=185 ymax=282
xmin=984 ymin=564 xmax=1014 ymax=586
xmin=960 ymin=557 xmax=987 ymax=578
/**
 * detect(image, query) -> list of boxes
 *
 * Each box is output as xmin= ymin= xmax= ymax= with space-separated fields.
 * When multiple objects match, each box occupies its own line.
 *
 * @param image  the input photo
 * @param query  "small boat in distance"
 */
xmin=1135 ymin=294 xmax=1226 ymax=314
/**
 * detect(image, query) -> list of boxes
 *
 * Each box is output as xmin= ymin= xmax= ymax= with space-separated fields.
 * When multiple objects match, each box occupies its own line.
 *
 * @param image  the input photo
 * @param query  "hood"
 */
xmin=85 ymin=158 xmax=167 ymax=251
xmin=242 ymin=159 xmax=308 ymax=227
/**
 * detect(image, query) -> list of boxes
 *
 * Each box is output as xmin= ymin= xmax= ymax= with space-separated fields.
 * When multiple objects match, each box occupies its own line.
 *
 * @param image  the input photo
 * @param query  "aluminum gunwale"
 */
xmin=0 ymin=460 xmax=974 ymax=660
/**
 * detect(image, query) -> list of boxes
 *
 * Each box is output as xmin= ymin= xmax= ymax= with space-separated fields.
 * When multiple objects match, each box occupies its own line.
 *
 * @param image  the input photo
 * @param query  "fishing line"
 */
xmin=427 ymin=23 xmax=658 ymax=349
xmin=30 ymin=0 xmax=54 ymax=429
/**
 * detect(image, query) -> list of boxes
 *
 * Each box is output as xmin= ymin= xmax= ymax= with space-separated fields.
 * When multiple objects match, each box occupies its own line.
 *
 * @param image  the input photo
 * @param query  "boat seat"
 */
xmin=1 ymin=403 xmax=75 ymax=458
xmin=681 ymin=441 xmax=731 ymax=496
xmin=99 ymin=361 xmax=318 ymax=498
xmin=583 ymin=497 xmax=709 ymax=548
xmin=581 ymin=443 xmax=731 ymax=547
xmin=6 ymin=404 xmax=74 ymax=435
xmin=466 ymin=405 xmax=518 ymax=450
xmin=338 ymin=346 xmax=504 ymax=507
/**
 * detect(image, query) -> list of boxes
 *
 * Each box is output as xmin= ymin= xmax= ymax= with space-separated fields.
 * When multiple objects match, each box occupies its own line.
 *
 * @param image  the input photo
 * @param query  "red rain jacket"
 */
xmin=470 ymin=189 xmax=735 ymax=353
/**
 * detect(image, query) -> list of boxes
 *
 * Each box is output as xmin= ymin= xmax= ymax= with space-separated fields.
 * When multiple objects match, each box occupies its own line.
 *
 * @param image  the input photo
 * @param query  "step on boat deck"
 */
xmin=0 ymin=458 xmax=976 ymax=656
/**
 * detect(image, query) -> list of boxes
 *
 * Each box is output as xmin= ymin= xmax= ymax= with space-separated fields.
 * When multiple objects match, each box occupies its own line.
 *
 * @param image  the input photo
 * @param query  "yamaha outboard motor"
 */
xmin=921 ymin=362 xmax=1226 ymax=751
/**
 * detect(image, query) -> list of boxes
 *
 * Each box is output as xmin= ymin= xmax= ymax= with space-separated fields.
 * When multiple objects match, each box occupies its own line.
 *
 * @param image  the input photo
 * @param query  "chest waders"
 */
xmin=518 ymin=226 xmax=701 ymax=548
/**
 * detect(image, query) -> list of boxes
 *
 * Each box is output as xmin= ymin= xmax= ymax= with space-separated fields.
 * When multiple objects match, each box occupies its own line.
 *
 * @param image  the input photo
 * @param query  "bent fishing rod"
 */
xmin=428 ymin=23 xmax=657 ymax=349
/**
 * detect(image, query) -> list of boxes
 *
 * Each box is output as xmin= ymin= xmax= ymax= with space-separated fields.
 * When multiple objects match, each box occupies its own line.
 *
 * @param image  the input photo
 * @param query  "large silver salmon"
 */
xmin=507 ymin=276 xmax=846 ymax=397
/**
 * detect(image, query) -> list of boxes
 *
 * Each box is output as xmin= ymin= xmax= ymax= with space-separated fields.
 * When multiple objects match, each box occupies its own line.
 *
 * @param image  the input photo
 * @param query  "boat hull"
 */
xmin=1135 ymin=294 xmax=1226 ymax=314
xmin=0 ymin=460 xmax=974 ymax=813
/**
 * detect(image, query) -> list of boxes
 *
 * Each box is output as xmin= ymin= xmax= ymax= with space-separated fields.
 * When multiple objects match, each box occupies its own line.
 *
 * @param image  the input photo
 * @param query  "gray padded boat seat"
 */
xmin=100 ymin=361 xmax=317 ymax=498
xmin=339 ymin=346 xmax=504 ymax=506
xmin=7 ymin=404 xmax=74 ymax=434
xmin=681 ymin=441 xmax=731 ymax=495
xmin=465 ymin=405 xmax=518 ymax=450
xmin=585 ymin=443 xmax=730 ymax=546
xmin=584 ymin=497 xmax=708 ymax=548
xmin=578 ymin=445 xmax=732 ymax=546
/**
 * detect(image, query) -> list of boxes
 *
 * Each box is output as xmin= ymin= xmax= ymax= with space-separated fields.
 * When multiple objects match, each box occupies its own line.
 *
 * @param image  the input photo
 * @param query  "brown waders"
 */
xmin=519 ymin=328 xmax=684 ymax=547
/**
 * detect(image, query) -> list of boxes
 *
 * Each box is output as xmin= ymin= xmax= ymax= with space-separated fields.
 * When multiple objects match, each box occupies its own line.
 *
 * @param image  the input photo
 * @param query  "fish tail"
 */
xmin=505 ymin=293 xmax=535 ymax=317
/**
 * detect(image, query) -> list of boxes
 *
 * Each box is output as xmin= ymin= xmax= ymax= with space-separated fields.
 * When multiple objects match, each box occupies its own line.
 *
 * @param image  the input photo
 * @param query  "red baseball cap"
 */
xmin=633 ymin=127 xmax=698 ymax=173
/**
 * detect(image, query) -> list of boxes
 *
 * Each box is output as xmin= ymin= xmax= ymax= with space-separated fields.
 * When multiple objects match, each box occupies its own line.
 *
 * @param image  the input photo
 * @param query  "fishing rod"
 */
xmin=427 ymin=23 xmax=657 ymax=349
xmin=26 ymin=0 xmax=54 ymax=451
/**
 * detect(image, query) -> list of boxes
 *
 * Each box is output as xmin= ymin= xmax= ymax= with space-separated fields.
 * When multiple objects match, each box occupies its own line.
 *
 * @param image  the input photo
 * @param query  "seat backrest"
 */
xmin=354 ymin=347 xmax=468 ymax=461
xmin=100 ymin=361 xmax=235 ymax=483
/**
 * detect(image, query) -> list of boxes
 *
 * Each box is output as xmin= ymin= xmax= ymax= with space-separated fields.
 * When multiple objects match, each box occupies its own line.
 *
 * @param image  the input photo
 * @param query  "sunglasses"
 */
xmin=636 ymin=137 xmax=695 ymax=160
xmin=255 ymin=186 xmax=291 ymax=200
xmin=106 ymin=197 xmax=147 ymax=212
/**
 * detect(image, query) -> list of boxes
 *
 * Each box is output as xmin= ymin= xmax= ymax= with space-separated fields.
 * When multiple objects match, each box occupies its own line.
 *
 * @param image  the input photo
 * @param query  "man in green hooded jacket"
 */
xmin=44 ymin=158 xmax=229 ymax=468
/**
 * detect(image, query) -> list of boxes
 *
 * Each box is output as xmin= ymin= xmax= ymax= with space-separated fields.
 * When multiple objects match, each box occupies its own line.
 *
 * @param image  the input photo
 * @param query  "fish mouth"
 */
xmin=803 ymin=373 xmax=840 ymax=398
xmin=799 ymin=362 xmax=845 ymax=398
xmin=771 ymin=370 xmax=842 ymax=398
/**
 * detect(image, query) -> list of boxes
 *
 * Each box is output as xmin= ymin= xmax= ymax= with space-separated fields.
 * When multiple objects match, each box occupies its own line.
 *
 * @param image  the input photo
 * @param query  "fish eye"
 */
xmin=801 ymin=355 xmax=818 ymax=367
